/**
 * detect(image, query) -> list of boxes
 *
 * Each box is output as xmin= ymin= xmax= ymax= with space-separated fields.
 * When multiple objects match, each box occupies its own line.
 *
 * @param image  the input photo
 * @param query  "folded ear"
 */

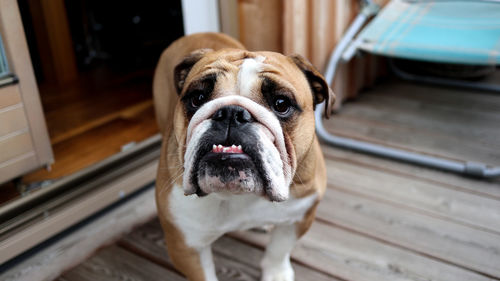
xmin=174 ymin=48 xmax=213 ymax=94
xmin=289 ymin=54 xmax=336 ymax=118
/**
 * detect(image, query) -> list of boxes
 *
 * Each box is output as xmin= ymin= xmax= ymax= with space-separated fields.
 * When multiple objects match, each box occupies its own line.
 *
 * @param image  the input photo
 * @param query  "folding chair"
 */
xmin=316 ymin=0 xmax=500 ymax=178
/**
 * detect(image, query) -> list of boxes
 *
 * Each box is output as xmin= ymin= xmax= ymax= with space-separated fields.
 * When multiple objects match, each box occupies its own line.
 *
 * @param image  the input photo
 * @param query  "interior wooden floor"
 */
xmin=56 ymin=79 xmax=500 ymax=281
xmin=0 ymin=69 xmax=158 ymax=205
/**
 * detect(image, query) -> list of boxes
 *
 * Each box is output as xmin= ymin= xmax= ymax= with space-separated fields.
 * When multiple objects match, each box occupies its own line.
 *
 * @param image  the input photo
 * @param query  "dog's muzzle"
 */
xmin=182 ymin=96 xmax=292 ymax=202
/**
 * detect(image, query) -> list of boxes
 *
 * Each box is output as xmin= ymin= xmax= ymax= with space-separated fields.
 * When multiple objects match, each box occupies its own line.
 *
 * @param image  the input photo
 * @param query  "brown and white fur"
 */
xmin=153 ymin=32 xmax=334 ymax=281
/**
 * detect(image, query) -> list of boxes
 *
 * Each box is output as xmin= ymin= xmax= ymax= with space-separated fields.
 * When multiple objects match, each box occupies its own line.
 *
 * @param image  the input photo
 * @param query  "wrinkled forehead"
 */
xmin=185 ymin=49 xmax=311 ymax=101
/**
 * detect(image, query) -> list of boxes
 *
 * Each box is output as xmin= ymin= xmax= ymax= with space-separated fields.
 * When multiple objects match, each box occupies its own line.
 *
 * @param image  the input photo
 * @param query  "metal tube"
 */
xmin=323 ymin=4 xmax=376 ymax=84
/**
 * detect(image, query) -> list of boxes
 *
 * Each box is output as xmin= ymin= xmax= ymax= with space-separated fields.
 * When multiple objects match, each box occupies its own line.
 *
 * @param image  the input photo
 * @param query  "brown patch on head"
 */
xmin=174 ymin=48 xmax=214 ymax=94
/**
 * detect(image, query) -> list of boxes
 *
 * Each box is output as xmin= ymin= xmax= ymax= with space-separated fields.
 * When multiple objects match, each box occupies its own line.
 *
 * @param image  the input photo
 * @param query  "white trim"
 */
xmin=0 ymin=187 xmax=157 ymax=281
xmin=181 ymin=0 xmax=220 ymax=34
xmin=0 ymin=159 xmax=158 ymax=265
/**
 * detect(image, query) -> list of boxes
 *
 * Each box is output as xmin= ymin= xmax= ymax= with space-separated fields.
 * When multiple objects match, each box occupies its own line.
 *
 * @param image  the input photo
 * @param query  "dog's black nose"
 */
xmin=211 ymin=105 xmax=253 ymax=125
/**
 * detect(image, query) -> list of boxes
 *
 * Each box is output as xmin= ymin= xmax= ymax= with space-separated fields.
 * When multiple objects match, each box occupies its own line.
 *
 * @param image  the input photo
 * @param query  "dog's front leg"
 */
xmin=196 ymin=246 xmax=218 ymax=281
xmin=260 ymin=224 xmax=297 ymax=281
xmin=165 ymin=233 xmax=218 ymax=281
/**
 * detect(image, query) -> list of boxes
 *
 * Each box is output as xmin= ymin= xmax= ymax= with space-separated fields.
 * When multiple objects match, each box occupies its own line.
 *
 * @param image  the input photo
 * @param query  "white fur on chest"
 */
xmin=167 ymin=185 xmax=317 ymax=248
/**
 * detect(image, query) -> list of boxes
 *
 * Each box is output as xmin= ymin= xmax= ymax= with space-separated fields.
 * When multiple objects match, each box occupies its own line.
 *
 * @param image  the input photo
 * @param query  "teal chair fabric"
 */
xmin=357 ymin=0 xmax=500 ymax=65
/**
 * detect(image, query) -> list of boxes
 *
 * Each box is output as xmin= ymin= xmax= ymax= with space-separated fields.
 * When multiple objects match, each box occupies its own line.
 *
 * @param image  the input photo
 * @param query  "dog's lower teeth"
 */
xmin=212 ymin=144 xmax=243 ymax=153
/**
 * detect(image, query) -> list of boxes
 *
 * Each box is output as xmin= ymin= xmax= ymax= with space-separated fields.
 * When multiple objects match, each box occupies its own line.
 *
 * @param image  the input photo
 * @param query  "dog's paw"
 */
xmin=260 ymin=260 xmax=294 ymax=281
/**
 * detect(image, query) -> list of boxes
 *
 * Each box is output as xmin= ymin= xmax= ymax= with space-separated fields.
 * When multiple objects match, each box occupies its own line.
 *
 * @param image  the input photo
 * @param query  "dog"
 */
xmin=153 ymin=32 xmax=334 ymax=281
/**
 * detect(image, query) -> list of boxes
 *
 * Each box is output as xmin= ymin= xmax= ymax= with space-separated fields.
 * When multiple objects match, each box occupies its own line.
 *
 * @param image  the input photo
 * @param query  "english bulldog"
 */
xmin=153 ymin=32 xmax=334 ymax=281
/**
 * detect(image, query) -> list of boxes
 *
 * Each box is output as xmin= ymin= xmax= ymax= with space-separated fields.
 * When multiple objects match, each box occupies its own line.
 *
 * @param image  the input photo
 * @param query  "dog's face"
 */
xmin=171 ymin=49 xmax=334 ymax=202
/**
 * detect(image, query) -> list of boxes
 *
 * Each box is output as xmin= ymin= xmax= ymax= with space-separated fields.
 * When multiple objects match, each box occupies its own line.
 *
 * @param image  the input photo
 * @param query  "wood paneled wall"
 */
xmin=237 ymin=0 xmax=283 ymax=52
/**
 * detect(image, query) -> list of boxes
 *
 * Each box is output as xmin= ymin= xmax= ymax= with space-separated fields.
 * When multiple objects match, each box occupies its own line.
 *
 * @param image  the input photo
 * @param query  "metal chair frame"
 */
xmin=315 ymin=0 xmax=500 ymax=178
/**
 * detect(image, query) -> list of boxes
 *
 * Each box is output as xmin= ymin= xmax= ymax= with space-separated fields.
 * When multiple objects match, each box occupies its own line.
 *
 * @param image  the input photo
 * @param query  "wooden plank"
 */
xmin=213 ymin=235 xmax=338 ymax=281
xmin=231 ymin=221 xmax=494 ymax=281
xmin=41 ymin=73 xmax=152 ymax=145
xmin=282 ymin=0 xmax=309 ymax=56
xmin=0 ymin=105 xmax=28 ymax=136
xmin=325 ymin=113 xmax=500 ymax=165
xmin=323 ymin=156 xmax=500 ymax=234
xmin=321 ymin=145 xmax=500 ymax=200
xmin=49 ymin=100 xmax=153 ymax=145
xmin=219 ymin=0 xmax=239 ymax=40
xmin=0 ymin=84 xmax=22 ymax=109
xmin=58 ymin=245 xmax=184 ymax=281
xmin=337 ymin=95 xmax=500 ymax=147
xmin=0 ymin=131 xmax=33 ymax=163
xmin=119 ymin=219 xmax=337 ymax=281
xmin=327 ymin=81 xmax=500 ymax=158
xmin=310 ymin=0 xmax=336 ymax=71
xmin=119 ymin=220 xmax=262 ymax=281
xmin=24 ymin=104 xmax=158 ymax=182
xmin=371 ymin=81 xmax=500 ymax=113
xmin=317 ymin=187 xmax=500 ymax=277
xmin=238 ymin=0 xmax=283 ymax=52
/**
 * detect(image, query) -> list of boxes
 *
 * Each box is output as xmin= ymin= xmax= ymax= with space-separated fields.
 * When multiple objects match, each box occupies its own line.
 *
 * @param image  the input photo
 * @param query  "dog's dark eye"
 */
xmin=272 ymin=96 xmax=291 ymax=114
xmin=191 ymin=90 xmax=207 ymax=108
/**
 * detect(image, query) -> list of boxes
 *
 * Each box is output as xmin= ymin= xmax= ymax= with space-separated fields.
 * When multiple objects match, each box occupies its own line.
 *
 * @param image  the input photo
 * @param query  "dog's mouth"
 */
xmin=193 ymin=140 xmax=267 ymax=198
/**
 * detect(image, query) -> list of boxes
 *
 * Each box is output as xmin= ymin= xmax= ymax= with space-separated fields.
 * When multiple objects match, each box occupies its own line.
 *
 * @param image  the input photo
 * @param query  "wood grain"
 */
xmin=321 ymin=145 xmax=500 ymax=200
xmin=317 ymin=187 xmax=500 ymax=277
xmin=40 ymin=71 xmax=153 ymax=145
xmin=58 ymin=245 xmax=184 ymax=281
xmin=119 ymin=219 xmax=337 ymax=281
xmin=323 ymin=157 xmax=500 ymax=233
xmin=0 ymin=152 xmax=37 ymax=183
xmin=335 ymin=96 xmax=500 ymax=148
xmin=238 ymin=0 xmax=283 ymax=52
xmin=326 ymin=114 xmax=500 ymax=165
xmin=325 ymin=80 xmax=500 ymax=165
xmin=119 ymin=219 xmax=261 ymax=281
xmin=283 ymin=0 xmax=309 ymax=56
xmin=23 ymin=103 xmax=158 ymax=183
xmin=219 ymin=0 xmax=240 ymax=41
xmin=0 ymin=105 xmax=28 ymax=136
xmin=231 ymin=221 xmax=494 ymax=281
xmin=0 ymin=131 xmax=33 ymax=163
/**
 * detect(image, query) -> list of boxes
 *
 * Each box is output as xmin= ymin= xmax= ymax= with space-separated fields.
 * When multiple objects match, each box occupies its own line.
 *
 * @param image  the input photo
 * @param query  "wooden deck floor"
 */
xmin=57 ymin=80 xmax=500 ymax=281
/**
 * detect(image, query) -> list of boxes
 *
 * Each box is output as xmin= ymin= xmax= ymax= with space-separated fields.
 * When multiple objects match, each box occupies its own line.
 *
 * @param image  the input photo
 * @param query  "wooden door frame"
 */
xmin=181 ymin=0 xmax=221 ymax=34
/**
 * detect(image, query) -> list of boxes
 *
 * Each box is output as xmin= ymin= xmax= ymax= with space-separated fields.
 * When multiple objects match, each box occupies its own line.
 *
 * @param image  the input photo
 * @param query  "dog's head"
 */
xmin=171 ymin=49 xmax=334 ymax=202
